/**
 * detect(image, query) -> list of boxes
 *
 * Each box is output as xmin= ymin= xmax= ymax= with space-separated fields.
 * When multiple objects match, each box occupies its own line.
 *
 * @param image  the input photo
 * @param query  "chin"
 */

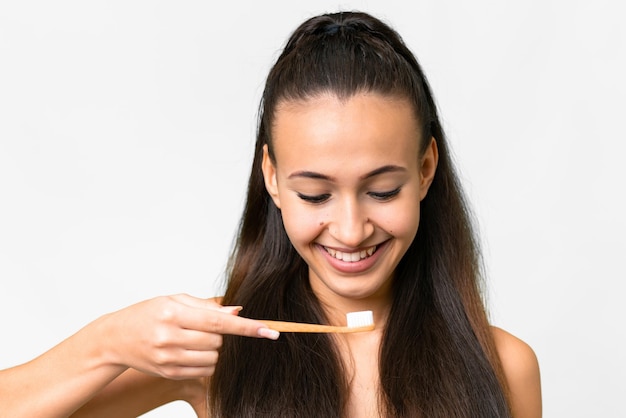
xmin=323 ymin=278 xmax=391 ymax=301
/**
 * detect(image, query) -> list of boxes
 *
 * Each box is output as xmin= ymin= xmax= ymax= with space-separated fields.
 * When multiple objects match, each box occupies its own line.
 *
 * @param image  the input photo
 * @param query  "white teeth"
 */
xmin=324 ymin=245 xmax=377 ymax=262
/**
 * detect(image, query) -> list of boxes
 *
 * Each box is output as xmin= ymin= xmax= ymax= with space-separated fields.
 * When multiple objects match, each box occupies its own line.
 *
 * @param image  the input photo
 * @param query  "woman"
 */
xmin=0 ymin=11 xmax=540 ymax=418
xmin=208 ymin=11 xmax=540 ymax=417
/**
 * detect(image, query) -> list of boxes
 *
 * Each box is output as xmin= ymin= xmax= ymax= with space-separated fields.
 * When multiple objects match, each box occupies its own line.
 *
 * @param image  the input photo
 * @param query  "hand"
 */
xmin=99 ymin=294 xmax=278 ymax=380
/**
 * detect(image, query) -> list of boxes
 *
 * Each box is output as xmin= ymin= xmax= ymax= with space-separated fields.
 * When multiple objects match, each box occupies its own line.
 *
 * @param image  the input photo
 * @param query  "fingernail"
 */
xmin=257 ymin=327 xmax=280 ymax=340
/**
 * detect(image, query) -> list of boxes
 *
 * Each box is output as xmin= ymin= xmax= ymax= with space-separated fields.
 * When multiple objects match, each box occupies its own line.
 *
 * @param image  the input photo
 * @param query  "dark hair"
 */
xmin=210 ymin=11 xmax=511 ymax=417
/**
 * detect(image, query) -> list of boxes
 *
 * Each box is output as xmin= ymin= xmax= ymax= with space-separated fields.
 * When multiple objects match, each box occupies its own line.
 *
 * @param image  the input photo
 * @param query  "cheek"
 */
xmin=279 ymin=203 xmax=325 ymax=248
xmin=378 ymin=200 xmax=421 ymax=239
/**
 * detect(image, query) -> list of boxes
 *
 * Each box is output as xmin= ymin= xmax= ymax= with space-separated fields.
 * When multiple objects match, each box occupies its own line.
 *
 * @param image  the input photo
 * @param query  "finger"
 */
xmin=177 ymin=349 xmax=220 ymax=368
xmin=158 ymin=365 xmax=217 ymax=380
xmin=152 ymin=348 xmax=220 ymax=374
xmin=181 ymin=307 xmax=279 ymax=340
xmin=176 ymin=329 xmax=223 ymax=351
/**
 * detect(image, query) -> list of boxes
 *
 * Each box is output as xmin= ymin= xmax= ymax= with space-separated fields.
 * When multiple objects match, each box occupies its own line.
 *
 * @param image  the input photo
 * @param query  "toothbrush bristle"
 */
xmin=346 ymin=310 xmax=374 ymax=328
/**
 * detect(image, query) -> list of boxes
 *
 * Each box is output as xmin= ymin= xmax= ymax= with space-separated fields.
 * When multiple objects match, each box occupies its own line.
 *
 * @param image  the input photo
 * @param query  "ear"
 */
xmin=261 ymin=144 xmax=281 ymax=208
xmin=419 ymin=137 xmax=438 ymax=201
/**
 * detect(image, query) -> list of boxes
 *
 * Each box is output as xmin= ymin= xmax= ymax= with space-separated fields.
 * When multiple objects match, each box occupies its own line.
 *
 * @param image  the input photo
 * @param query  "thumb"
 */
xmin=171 ymin=294 xmax=243 ymax=315
xmin=216 ymin=305 xmax=243 ymax=316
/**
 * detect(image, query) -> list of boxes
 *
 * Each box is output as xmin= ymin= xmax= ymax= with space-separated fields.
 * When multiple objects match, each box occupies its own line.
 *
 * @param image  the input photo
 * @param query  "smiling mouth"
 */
xmin=323 ymin=245 xmax=377 ymax=262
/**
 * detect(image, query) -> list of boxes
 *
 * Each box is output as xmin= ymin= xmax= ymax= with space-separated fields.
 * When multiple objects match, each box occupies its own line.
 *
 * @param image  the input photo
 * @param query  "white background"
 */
xmin=1 ymin=1 xmax=624 ymax=416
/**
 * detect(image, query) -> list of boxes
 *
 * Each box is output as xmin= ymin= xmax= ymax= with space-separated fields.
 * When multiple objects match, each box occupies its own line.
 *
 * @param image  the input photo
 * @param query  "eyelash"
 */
xmin=297 ymin=193 xmax=331 ymax=204
xmin=368 ymin=187 xmax=401 ymax=201
xmin=297 ymin=187 xmax=401 ymax=204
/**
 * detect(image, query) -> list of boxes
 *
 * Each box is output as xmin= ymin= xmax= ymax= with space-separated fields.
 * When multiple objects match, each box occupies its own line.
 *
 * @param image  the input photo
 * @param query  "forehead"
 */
xmin=270 ymin=93 xmax=421 ymax=173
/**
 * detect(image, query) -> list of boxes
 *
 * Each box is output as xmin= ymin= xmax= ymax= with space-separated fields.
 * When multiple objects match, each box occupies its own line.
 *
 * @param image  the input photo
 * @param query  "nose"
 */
xmin=327 ymin=197 xmax=374 ymax=248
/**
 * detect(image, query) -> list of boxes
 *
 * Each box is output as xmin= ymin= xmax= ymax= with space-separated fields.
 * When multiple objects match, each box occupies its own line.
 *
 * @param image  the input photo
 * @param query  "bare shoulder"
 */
xmin=491 ymin=326 xmax=542 ymax=418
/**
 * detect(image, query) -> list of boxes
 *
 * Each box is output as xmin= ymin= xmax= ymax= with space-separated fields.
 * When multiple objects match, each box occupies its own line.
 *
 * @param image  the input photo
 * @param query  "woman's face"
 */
xmin=262 ymin=92 xmax=437 ymax=309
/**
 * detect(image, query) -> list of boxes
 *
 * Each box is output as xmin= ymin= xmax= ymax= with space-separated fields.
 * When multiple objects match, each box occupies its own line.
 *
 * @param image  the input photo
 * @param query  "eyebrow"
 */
xmin=287 ymin=165 xmax=406 ymax=181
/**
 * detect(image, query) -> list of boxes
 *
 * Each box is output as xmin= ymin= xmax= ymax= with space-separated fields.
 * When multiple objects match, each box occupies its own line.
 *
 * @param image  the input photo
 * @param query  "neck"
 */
xmin=312 ymin=285 xmax=392 ymax=331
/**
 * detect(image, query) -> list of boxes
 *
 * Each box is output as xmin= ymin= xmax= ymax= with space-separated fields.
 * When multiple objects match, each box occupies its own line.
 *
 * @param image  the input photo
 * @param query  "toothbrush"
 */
xmin=258 ymin=310 xmax=375 ymax=333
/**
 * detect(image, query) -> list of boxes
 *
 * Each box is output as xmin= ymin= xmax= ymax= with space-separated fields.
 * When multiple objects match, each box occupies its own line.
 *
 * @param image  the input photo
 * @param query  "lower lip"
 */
xmin=317 ymin=241 xmax=388 ymax=274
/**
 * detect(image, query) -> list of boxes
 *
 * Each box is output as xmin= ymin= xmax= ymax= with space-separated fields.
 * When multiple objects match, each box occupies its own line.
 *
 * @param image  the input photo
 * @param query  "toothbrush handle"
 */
xmin=259 ymin=320 xmax=374 ymax=333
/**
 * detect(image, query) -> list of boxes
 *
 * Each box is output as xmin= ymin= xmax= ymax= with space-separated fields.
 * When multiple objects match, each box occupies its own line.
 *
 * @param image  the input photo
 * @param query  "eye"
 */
xmin=368 ymin=187 xmax=401 ymax=201
xmin=297 ymin=192 xmax=331 ymax=204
